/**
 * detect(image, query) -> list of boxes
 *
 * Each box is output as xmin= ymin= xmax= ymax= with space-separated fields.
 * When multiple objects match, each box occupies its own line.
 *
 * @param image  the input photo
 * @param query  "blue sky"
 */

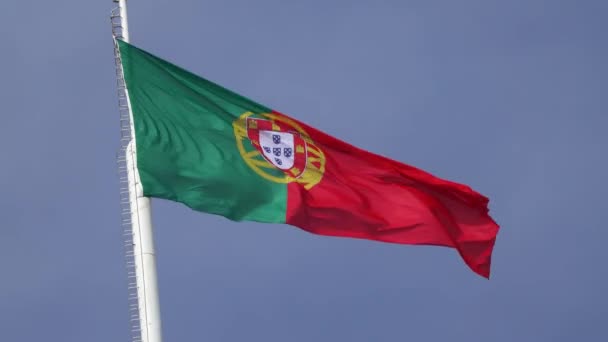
xmin=1 ymin=0 xmax=607 ymax=341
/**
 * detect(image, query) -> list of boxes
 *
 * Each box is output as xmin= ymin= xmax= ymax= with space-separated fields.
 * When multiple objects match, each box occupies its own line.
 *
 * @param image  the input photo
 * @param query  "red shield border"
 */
xmin=246 ymin=117 xmax=307 ymax=178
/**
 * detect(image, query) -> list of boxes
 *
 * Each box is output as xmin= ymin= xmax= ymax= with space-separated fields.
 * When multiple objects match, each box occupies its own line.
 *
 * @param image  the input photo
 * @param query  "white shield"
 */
xmin=259 ymin=130 xmax=294 ymax=170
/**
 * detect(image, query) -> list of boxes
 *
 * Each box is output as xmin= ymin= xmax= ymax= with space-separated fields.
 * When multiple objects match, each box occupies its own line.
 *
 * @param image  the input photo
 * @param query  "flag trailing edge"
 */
xmin=117 ymin=39 xmax=499 ymax=278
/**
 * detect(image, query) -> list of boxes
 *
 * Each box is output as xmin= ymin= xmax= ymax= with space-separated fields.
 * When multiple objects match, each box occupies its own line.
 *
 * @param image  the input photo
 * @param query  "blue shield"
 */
xmin=284 ymin=147 xmax=292 ymax=157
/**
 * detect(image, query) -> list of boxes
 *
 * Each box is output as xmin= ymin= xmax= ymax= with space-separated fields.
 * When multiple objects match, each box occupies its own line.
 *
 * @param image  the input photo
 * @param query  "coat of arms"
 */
xmin=246 ymin=117 xmax=307 ymax=178
xmin=232 ymin=111 xmax=326 ymax=189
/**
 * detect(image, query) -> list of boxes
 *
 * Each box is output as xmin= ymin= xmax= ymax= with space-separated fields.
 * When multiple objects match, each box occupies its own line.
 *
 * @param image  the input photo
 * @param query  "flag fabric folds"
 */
xmin=117 ymin=39 xmax=499 ymax=278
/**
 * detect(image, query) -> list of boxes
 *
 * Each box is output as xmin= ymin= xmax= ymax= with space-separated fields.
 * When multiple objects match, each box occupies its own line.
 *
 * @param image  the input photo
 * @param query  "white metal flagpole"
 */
xmin=112 ymin=1 xmax=163 ymax=342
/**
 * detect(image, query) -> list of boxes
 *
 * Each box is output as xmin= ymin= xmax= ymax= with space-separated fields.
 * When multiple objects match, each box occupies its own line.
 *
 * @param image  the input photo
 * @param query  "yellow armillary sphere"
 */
xmin=233 ymin=111 xmax=326 ymax=190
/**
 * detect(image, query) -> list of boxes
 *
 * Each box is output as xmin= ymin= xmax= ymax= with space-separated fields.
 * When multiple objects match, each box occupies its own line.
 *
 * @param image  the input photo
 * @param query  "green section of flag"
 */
xmin=118 ymin=40 xmax=287 ymax=223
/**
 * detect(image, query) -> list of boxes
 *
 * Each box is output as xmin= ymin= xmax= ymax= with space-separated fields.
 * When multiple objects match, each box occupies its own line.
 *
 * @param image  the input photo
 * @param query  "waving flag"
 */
xmin=118 ymin=40 xmax=499 ymax=278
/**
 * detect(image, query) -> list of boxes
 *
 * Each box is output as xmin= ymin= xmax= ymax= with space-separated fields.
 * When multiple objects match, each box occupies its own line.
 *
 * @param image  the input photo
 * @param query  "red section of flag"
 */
xmin=280 ymin=111 xmax=499 ymax=278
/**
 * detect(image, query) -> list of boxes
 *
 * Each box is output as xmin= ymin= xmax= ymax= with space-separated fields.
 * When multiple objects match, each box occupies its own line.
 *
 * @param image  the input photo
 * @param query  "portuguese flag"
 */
xmin=118 ymin=40 xmax=499 ymax=278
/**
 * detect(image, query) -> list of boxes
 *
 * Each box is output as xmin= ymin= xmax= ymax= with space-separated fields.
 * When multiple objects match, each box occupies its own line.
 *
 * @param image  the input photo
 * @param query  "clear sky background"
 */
xmin=1 ymin=0 xmax=606 ymax=341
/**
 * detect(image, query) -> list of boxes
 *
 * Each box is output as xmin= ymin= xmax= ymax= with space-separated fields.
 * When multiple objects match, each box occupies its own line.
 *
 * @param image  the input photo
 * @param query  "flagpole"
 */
xmin=113 ymin=1 xmax=163 ymax=342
